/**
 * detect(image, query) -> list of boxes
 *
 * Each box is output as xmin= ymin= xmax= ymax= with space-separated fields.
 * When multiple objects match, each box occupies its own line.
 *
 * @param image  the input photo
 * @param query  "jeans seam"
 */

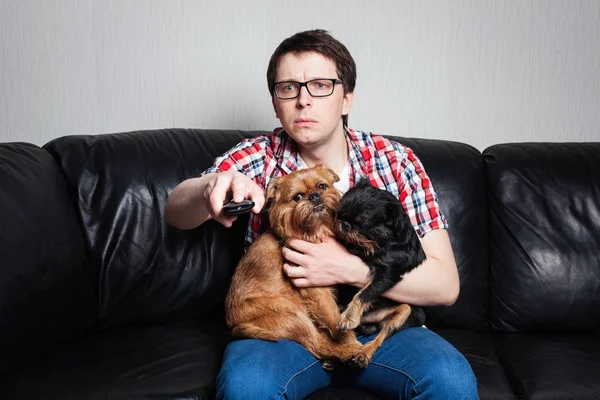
xmin=278 ymin=359 xmax=322 ymax=399
xmin=370 ymin=360 xmax=420 ymax=397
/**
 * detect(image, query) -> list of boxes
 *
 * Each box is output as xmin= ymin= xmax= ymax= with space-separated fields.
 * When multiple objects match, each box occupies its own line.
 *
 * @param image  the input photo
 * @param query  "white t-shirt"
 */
xmin=296 ymin=155 xmax=351 ymax=195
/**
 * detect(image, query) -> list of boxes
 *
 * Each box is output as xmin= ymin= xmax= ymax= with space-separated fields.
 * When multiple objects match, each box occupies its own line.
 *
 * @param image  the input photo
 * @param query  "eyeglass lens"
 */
xmin=275 ymin=79 xmax=338 ymax=99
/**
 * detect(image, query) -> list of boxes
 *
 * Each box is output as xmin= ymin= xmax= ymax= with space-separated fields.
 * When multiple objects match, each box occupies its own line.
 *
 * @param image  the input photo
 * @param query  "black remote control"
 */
xmin=222 ymin=199 xmax=255 ymax=215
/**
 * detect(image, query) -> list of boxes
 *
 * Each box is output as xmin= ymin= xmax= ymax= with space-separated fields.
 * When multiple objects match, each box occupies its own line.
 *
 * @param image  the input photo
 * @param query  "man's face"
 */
xmin=272 ymin=52 xmax=354 ymax=149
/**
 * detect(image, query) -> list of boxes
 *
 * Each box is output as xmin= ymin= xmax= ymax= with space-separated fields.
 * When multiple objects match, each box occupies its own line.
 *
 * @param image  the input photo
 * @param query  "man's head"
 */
xmin=267 ymin=29 xmax=356 ymax=129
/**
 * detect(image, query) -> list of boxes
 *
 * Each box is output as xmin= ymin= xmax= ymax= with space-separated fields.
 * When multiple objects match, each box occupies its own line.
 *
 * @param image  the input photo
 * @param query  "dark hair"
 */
xmin=267 ymin=29 xmax=357 ymax=127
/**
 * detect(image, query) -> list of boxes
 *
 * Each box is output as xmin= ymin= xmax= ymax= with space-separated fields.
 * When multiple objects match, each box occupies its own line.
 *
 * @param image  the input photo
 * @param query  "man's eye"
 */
xmin=282 ymin=84 xmax=297 ymax=92
xmin=317 ymin=183 xmax=327 ymax=190
xmin=293 ymin=193 xmax=304 ymax=201
xmin=312 ymin=80 xmax=332 ymax=89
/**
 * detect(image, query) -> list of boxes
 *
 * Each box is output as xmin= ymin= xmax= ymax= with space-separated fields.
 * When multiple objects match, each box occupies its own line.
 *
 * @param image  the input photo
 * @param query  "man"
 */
xmin=166 ymin=29 xmax=478 ymax=399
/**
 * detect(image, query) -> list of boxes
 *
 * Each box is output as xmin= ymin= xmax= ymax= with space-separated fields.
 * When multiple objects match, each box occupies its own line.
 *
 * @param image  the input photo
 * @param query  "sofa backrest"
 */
xmin=0 ymin=143 xmax=95 ymax=373
xmin=43 ymin=129 xmax=491 ymax=332
xmin=44 ymin=129 xmax=260 ymax=329
xmin=392 ymin=137 xmax=490 ymax=331
xmin=485 ymin=143 xmax=600 ymax=333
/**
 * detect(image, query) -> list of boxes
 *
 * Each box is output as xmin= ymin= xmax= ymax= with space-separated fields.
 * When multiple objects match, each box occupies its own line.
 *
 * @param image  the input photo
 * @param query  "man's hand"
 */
xmin=204 ymin=170 xmax=264 ymax=227
xmin=281 ymin=229 xmax=460 ymax=307
xmin=282 ymin=235 xmax=369 ymax=287
xmin=165 ymin=170 xmax=264 ymax=230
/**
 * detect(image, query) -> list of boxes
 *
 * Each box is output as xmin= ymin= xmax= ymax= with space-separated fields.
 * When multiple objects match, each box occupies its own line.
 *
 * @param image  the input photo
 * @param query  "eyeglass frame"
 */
xmin=272 ymin=78 xmax=344 ymax=100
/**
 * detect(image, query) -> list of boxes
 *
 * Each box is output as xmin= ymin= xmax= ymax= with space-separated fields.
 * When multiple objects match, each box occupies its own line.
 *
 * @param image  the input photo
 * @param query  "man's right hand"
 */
xmin=204 ymin=170 xmax=265 ymax=227
xmin=165 ymin=170 xmax=265 ymax=230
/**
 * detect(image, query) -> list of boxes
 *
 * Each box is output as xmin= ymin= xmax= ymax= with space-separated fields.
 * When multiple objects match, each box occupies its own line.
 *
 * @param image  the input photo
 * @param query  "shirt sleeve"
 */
xmin=201 ymin=137 xmax=268 ymax=187
xmin=392 ymin=143 xmax=448 ymax=238
xmin=201 ymin=136 xmax=271 ymax=250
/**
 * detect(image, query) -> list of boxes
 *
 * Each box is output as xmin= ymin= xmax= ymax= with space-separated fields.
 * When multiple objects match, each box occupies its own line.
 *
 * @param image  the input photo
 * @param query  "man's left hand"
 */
xmin=281 ymin=235 xmax=368 ymax=288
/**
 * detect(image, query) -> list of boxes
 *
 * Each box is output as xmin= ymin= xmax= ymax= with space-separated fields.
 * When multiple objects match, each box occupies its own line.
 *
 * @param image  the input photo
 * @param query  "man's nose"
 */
xmin=296 ymin=86 xmax=312 ymax=107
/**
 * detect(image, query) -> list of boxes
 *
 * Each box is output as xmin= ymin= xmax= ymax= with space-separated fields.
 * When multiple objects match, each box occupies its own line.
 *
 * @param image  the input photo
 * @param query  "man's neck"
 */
xmin=297 ymin=127 xmax=349 ymax=175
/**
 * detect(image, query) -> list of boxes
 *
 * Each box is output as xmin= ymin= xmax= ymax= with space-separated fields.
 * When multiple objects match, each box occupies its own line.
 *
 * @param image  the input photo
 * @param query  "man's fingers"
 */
xmin=208 ymin=174 xmax=232 ymax=214
xmin=230 ymin=176 xmax=247 ymax=203
xmin=283 ymin=263 xmax=306 ymax=278
xmin=286 ymin=239 xmax=314 ymax=254
xmin=205 ymin=171 xmax=266 ymax=227
xmin=282 ymin=247 xmax=307 ymax=265
xmin=206 ymin=173 xmax=243 ymax=227
xmin=219 ymin=215 xmax=237 ymax=228
xmin=291 ymin=278 xmax=310 ymax=288
xmin=284 ymin=264 xmax=310 ymax=287
xmin=248 ymin=181 xmax=266 ymax=213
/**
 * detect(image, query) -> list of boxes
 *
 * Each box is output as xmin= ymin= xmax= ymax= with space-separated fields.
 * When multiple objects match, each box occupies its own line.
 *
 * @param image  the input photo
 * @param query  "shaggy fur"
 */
xmin=225 ymin=165 xmax=362 ymax=369
xmin=334 ymin=178 xmax=427 ymax=367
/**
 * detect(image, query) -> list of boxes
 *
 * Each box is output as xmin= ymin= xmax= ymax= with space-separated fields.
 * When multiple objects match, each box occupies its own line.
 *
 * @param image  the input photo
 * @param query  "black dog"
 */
xmin=334 ymin=178 xmax=426 ymax=367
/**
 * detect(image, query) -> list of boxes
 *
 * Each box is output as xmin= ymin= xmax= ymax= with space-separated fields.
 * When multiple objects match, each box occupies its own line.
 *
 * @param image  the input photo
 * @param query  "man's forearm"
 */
xmin=165 ymin=175 xmax=213 ymax=230
xmin=347 ymin=255 xmax=459 ymax=307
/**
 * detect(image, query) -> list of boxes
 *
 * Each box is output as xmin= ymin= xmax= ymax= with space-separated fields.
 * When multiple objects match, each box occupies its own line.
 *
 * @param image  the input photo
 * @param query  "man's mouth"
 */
xmin=294 ymin=119 xmax=317 ymax=127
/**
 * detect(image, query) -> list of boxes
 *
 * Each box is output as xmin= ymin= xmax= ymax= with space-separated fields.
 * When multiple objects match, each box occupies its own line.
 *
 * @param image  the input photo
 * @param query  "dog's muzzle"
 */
xmin=309 ymin=192 xmax=321 ymax=204
xmin=309 ymin=192 xmax=325 ymax=212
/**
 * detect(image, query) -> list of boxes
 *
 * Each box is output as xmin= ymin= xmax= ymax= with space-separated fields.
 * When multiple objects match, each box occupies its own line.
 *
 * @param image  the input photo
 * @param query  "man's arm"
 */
xmin=346 ymin=229 xmax=459 ymax=306
xmin=165 ymin=174 xmax=215 ymax=230
xmin=165 ymin=171 xmax=265 ymax=230
xmin=282 ymin=229 xmax=459 ymax=307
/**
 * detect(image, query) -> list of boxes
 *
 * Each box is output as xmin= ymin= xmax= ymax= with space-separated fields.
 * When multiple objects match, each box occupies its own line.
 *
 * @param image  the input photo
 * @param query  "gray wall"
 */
xmin=1 ymin=0 xmax=599 ymax=150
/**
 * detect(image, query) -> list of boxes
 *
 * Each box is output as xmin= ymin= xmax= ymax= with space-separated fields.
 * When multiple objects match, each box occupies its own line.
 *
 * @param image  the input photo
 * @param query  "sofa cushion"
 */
xmin=0 ymin=142 xmax=94 ymax=373
xmin=485 ymin=143 xmax=600 ymax=333
xmin=494 ymin=333 xmax=600 ymax=399
xmin=392 ymin=137 xmax=489 ymax=331
xmin=0 ymin=320 xmax=230 ymax=398
xmin=44 ymin=129 xmax=262 ymax=328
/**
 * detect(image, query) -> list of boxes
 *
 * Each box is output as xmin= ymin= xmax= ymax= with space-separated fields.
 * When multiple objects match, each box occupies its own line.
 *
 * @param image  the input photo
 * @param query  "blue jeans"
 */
xmin=216 ymin=327 xmax=478 ymax=399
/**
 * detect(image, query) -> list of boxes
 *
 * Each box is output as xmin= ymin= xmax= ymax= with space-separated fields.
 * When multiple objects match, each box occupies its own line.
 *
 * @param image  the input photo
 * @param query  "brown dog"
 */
xmin=225 ymin=165 xmax=362 ymax=368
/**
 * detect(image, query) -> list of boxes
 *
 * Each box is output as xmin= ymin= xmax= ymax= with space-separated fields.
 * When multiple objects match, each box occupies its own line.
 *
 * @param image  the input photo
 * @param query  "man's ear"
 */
xmin=272 ymin=97 xmax=280 ymax=119
xmin=342 ymin=91 xmax=354 ymax=116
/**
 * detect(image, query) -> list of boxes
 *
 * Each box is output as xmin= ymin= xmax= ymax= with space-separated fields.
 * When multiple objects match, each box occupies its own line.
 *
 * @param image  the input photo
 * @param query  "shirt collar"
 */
xmin=271 ymin=126 xmax=372 ymax=178
xmin=272 ymin=127 xmax=297 ymax=174
xmin=345 ymin=127 xmax=372 ymax=184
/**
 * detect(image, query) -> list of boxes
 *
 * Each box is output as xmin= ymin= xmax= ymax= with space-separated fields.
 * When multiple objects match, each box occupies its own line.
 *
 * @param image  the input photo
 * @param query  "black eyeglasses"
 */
xmin=273 ymin=78 xmax=343 ymax=99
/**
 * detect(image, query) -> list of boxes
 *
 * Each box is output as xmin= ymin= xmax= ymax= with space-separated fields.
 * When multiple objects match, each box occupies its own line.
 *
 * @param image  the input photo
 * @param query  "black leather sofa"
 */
xmin=1 ymin=128 xmax=598 ymax=399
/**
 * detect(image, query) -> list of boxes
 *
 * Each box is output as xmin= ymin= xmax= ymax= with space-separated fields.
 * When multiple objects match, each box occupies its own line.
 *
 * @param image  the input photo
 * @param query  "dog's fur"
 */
xmin=334 ymin=178 xmax=427 ymax=367
xmin=225 ymin=165 xmax=362 ymax=368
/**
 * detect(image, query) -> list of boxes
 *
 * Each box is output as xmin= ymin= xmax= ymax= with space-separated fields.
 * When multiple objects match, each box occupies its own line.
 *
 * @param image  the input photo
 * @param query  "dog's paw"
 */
xmin=321 ymin=359 xmax=335 ymax=370
xmin=339 ymin=308 xmax=361 ymax=331
xmin=351 ymin=352 xmax=371 ymax=369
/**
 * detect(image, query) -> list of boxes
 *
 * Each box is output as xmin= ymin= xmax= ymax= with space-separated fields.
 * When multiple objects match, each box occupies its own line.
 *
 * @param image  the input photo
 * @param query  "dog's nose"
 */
xmin=309 ymin=192 xmax=320 ymax=204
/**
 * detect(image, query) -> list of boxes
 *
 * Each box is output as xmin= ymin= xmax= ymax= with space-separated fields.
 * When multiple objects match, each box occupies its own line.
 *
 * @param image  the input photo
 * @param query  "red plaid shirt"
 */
xmin=203 ymin=127 xmax=448 ymax=249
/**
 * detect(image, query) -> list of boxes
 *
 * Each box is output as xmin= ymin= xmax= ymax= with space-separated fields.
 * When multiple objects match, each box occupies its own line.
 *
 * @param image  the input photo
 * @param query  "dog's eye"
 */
xmin=342 ymin=221 xmax=352 ymax=231
xmin=317 ymin=183 xmax=327 ymax=190
xmin=293 ymin=193 xmax=304 ymax=202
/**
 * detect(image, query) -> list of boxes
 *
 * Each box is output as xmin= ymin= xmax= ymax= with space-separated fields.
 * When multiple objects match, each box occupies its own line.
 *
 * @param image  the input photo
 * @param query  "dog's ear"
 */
xmin=356 ymin=177 xmax=373 ymax=188
xmin=316 ymin=164 xmax=340 ymax=184
xmin=388 ymin=200 xmax=410 ymax=232
xmin=264 ymin=176 xmax=281 ymax=213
